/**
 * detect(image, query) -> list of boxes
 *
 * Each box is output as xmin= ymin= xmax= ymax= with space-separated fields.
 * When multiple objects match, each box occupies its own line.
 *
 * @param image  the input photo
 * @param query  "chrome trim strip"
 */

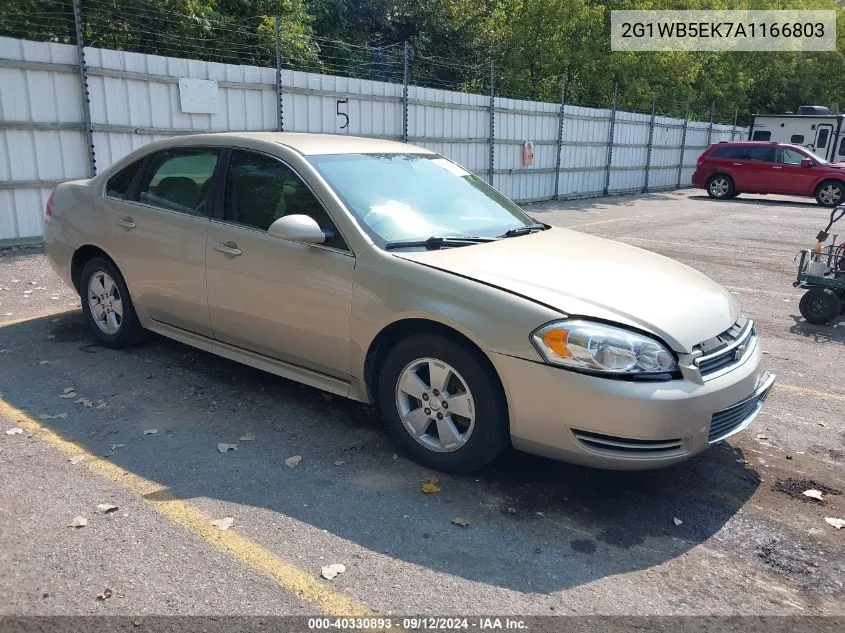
xmin=694 ymin=319 xmax=755 ymax=367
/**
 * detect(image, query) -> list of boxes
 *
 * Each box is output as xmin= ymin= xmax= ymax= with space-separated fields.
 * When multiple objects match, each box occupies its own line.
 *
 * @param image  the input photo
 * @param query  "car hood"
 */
xmin=392 ymin=227 xmax=738 ymax=353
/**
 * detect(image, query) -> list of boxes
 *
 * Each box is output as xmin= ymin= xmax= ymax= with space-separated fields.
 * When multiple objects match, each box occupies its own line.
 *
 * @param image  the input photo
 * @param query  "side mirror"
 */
xmin=268 ymin=214 xmax=326 ymax=244
xmin=801 ymin=158 xmax=815 ymax=168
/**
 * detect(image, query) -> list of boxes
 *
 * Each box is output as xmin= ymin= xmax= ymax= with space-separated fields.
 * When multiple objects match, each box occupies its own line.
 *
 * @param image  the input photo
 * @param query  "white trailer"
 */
xmin=749 ymin=108 xmax=845 ymax=163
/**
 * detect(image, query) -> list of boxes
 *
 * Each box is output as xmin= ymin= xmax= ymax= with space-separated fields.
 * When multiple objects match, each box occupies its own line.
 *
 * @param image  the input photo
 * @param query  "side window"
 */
xmin=223 ymin=150 xmax=347 ymax=251
xmin=746 ymin=147 xmax=775 ymax=162
xmin=712 ymin=147 xmax=737 ymax=159
xmin=790 ymin=134 xmax=805 ymax=144
xmin=752 ymin=130 xmax=771 ymax=141
xmin=817 ymin=128 xmax=830 ymax=148
xmin=839 ymin=137 xmax=845 ymax=157
xmin=106 ymin=159 xmax=144 ymax=200
xmin=780 ymin=148 xmax=805 ymax=165
xmin=138 ymin=149 xmax=219 ymax=216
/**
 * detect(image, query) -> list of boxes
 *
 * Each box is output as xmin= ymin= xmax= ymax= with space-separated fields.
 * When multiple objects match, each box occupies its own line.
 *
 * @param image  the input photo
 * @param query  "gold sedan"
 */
xmin=44 ymin=133 xmax=774 ymax=472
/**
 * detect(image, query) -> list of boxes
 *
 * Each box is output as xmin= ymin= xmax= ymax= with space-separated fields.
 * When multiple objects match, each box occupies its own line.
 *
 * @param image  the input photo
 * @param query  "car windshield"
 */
xmin=307 ymin=153 xmax=536 ymax=244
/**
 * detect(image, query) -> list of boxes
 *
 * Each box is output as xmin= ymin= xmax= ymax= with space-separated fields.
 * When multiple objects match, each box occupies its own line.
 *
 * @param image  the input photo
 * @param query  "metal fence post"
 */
xmin=488 ymin=60 xmax=495 ymax=185
xmin=603 ymin=81 xmax=618 ymax=196
xmin=402 ymin=42 xmax=409 ymax=143
xmin=676 ymin=104 xmax=689 ymax=189
xmin=553 ymin=75 xmax=567 ymax=200
xmin=274 ymin=17 xmax=283 ymax=132
xmin=706 ymin=101 xmax=715 ymax=146
xmin=72 ymin=0 xmax=95 ymax=177
xmin=642 ymin=98 xmax=656 ymax=193
xmin=730 ymin=108 xmax=738 ymax=140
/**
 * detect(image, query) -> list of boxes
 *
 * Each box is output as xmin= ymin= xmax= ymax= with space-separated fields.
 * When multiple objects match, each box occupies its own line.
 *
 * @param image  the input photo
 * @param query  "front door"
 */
xmin=769 ymin=147 xmax=817 ymax=195
xmin=205 ymin=149 xmax=355 ymax=378
xmin=99 ymin=147 xmax=220 ymax=337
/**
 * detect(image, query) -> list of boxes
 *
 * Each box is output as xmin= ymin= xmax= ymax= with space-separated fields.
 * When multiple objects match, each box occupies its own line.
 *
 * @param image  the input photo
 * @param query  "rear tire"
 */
xmin=79 ymin=257 xmax=146 ymax=348
xmin=799 ymin=288 xmax=841 ymax=325
xmin=815 ymin=180 xmax=844 ymax=207
xmin=377 ymin=334 xmax=509 ymax=473
xmin=706 ymin=174 xmax=734 ymax=200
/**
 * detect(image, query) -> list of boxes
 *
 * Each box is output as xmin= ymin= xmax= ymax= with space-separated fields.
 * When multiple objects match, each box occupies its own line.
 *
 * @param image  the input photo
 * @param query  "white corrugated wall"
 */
xmin=0 ymin=36 xmax=744 ymax=241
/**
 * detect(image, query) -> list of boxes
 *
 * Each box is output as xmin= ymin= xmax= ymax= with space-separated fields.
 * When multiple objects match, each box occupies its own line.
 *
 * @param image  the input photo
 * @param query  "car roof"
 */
xmin=151 ymin=132 xmax=434 ymax=156
xmin=710 ymin=141 xmax=806 ymax=151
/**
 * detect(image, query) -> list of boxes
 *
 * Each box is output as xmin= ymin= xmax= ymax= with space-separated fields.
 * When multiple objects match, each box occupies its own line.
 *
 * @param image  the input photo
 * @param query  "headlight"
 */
xmin=531 ymin=320 xmax=678 ymax=376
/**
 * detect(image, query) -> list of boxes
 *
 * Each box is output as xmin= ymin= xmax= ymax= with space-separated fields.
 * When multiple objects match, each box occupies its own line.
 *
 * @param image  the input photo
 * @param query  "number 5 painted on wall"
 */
xmin=336 ymin=99 xmax=349 ymax=130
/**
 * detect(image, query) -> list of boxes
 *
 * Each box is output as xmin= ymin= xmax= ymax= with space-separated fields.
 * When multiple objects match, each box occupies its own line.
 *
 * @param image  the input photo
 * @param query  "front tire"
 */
xmin=799 ymin=288 xmax=842 ymax=325
xmin=706 ymin=174 xmax=734 ymax=200
xmin=80 ymin=257 xmax=146 ymax=348
xmin=377 ymin=334 xmax=509 ymax=473
xmin=815 ymin=180 xmax=844 ymax=207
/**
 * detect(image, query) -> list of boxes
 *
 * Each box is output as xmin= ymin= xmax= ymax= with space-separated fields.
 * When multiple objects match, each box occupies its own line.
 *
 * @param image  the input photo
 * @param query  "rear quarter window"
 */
xmin=106 ymin=160 xmax=145 ymax=200
xmin=711 ymin=147 xmax=738 ymax=159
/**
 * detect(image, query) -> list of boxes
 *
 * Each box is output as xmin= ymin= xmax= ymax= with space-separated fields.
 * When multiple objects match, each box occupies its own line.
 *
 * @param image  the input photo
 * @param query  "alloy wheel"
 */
xmin=87 ymin=271 xmax=123 ymax=335
xmin=819 ymin=184 xmax=841 ymax=206
xmin=395 ymin=357 xmax=476 ymax=452
xmin=709 ymin=177 xmax=729 ymax=198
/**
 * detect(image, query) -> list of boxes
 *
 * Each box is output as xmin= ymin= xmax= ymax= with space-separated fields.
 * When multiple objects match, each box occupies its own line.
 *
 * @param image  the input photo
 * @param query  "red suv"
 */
xmin=692 ymin=141 xmax=845 ymax=207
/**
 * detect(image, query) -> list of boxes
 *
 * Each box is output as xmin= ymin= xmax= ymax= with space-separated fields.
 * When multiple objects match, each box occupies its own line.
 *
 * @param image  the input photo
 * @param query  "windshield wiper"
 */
xmin=499 ymin=224 xmax=547 ymax=238
xmin=384 ymin=235 xmax=498 ymax=250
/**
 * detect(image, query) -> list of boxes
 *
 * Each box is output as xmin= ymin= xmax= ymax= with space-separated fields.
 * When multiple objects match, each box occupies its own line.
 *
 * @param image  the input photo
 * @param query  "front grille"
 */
xmin=572 ymin=429 xmax=684 ymax=457
xmin=708 ymin=395 xmax=763 ymax=443
xmin=694 ymin=317 xmax=756 ymax=378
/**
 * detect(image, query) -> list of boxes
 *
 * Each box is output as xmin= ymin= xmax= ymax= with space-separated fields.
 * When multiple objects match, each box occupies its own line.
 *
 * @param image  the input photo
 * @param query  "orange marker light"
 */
xmin=543 ymin=328 xmax=571 ymax=358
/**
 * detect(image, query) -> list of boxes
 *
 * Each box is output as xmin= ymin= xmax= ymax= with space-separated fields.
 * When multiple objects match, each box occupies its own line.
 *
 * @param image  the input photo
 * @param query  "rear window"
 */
xmin=106 ymin=160 xmax=144 ymax=200
xmin=790 ymin=134 xmax=805 ymax=144
xmin=752 ymin=130 xmax=771 ymax=141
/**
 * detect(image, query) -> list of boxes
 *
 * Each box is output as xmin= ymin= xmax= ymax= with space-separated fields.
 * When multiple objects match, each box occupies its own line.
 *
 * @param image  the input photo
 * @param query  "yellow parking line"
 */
xmin=0 ymin=399 xmax=371 ymax=617
xmin=775 ymin=382 xmax=845 ymax=403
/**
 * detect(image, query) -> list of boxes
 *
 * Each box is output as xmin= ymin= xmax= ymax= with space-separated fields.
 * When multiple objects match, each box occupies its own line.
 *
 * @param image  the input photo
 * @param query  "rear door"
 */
xmin=100 ymin=147 xmax=220 ymax=337
xmin=741 ymin=146 xmax=776 ymax=191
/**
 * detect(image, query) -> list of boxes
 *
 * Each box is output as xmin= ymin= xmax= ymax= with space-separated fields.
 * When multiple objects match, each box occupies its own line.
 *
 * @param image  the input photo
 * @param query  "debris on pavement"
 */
xmin=143 ymin=429 xmax=158 ymax=435
xmin=239 ymin=433 xmax=255 ymax=441
xmin=68 ymin=516 xmax=87 ymax=528
xmin=210 ymin=517 xmax=234 ymax=531
xmin=321 ymin=563 xmax=346 ymax=580
xmin=75 ymin=398 xmax=94 ymax=408
xmin=422 ymin=476 xmax=441 ymax=494
xmin=68 ymin=455 xmax=85 ymax=465
xmin=110 ymin=444 xmax=125 ymax=451
xmin=451 ymin=517 xmax=471 ymax=527
xmin=5 ymin=428 xmax=23 ymax=435
xmin=673 ymin=517 xmax=684 ymax=526
xmin=803 ymin=489 xmax=824 ymax=502
xmin=38 ymin=360 xmax=50 ymax=365
xmin=333 ymin=460 xmax=345 ymax=466
xmin=96 ymin=587 xmax=112 ymax=601
xmin=824 ymin=517 xmax=844 ymax=529
xmin=96 ymin=504 xmax=119 ymax=514
xmin=59 ymin=388 xmax=77 ymax=399
xmin=285 ymin=455 xmax=302 ymax=468
xmin=218 ymin=443 xmax=237 ymax=453
xmin=38 ymin=413 xmax=68 ymax=420
xmin=755 ymin=434 xmax=768 ymax=440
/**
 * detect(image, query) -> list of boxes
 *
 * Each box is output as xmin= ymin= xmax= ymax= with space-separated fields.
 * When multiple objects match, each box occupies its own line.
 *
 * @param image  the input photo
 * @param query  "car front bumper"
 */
xmin=490 ymin=342 xmax=774 ymax=469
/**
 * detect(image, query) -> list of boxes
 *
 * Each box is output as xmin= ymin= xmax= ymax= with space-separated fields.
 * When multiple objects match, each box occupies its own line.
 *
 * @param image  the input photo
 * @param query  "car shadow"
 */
xmin=687 ymin=195 xmax=821 ymax=209
xmin=0 ymin=312 xmax=762 ymax=594
xmin=789 ymin=314 xmax=845 ymax=343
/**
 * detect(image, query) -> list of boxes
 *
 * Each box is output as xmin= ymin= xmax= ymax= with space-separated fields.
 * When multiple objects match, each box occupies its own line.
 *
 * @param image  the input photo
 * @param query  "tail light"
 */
xmin=697 ymin=156 xmax=705 ymax=166
xmin=45 ymin=189 xmax=55 ymax=221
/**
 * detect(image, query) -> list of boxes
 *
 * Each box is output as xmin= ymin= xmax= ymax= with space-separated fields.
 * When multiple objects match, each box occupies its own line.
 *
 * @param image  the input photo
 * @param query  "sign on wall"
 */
xmin=178 ymin=78 xmax=219 ymax=114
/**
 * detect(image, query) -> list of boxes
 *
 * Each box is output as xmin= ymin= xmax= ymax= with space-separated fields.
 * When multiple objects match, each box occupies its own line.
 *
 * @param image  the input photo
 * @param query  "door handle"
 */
xmin=772 ymin=165 xmax=783 ymax=169
xmin=116 ymin=216 xmax=136 ymax=229
xmin=732 ymin=162 xmax=743 ymax=166
xmin=214 ymin=241 xmax=242 ymax=256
